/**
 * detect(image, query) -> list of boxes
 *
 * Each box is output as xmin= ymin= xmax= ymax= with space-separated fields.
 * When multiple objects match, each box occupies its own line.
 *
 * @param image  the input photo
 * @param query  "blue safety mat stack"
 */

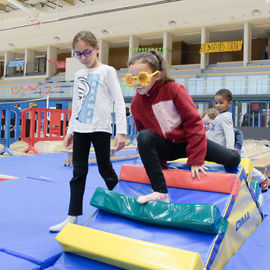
xmin=0 ymin=152 xmax=270 ymax=269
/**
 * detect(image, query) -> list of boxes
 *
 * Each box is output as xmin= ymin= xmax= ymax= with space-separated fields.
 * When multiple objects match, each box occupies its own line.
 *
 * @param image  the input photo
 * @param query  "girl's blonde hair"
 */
xmin=128 ymin=50 xmax=174 ymax=84
xmin=202 ymin=108 xmax=219 ymax=120
xmin=72 ymin=31 xmax=98 ymax=49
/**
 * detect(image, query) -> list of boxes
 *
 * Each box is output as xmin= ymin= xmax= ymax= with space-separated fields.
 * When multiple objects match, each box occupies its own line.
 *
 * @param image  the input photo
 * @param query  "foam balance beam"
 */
xmin=120 ymin=164 xmax=242 ymax=198
xmin=56 ymin=223 xmax=204 ymax=270
xmin=90 ymin=187 xmax=228 ymax=235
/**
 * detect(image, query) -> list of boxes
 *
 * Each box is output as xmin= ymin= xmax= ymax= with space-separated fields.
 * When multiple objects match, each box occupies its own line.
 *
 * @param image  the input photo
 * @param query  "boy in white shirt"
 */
xmin=203 ymin=89 xmax=268 ymax=193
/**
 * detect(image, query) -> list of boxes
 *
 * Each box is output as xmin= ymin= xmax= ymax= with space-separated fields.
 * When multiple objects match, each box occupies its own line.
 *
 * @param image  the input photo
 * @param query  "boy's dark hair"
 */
xmin=215 ymin=89 xmax=233 ymax=102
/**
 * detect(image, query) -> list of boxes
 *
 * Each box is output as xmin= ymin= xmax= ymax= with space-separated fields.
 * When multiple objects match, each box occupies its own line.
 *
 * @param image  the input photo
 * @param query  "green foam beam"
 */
xmin=90 ymin=187 xmax=228 ymax=235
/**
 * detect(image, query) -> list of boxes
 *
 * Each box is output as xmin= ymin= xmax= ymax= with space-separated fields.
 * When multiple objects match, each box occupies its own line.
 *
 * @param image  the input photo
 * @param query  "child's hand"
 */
xmin=113 ymin=134 xmax=126 ymax=152
xmin=64 ymin=134 xmax=73 ymax=150
xmin=191 ymin=165 xmax=208 ymax=180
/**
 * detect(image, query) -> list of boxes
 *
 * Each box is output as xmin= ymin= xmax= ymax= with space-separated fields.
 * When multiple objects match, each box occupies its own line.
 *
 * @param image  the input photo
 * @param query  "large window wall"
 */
xmin=174 ymin=75 xmax=270 ymax=96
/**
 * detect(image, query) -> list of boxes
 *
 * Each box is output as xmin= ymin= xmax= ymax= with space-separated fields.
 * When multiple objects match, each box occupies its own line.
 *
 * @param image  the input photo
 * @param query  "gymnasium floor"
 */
xmin=0 ymin=140 xmax=270 ymax=269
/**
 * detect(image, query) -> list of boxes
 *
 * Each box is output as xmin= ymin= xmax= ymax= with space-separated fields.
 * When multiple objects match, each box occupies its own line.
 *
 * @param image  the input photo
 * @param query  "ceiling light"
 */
xmin=168 ymin=20 xmax=177 ymax=26
xmin=251 ymin=9 xmax=261 ymax=17
xmin=8 ymin=43 xmax=15 ymax=48
xmin=101 ymin=29 xmax=109 ymax=34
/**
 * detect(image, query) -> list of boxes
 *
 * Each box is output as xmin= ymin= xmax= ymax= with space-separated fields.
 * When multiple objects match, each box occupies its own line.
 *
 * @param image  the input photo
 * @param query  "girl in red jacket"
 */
xmin=124 ymin=50 xmax=240 ymax=204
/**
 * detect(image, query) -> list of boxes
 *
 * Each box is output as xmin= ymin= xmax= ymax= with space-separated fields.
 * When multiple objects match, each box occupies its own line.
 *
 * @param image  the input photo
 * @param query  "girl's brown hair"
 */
xmin=128 ymin=50 xmax=174 ymax=84
xmin=72 ymin=31 xmax=98 ymax=49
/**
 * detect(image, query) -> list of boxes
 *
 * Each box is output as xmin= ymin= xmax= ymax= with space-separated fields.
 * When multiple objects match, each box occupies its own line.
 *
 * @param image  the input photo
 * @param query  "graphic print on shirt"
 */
xmin=152 ymin=100 xmax=182 ymax=136
xmin=209 ymin=118 xmax=217 ymax=132
xmin=76 ymin=74 xmax=99 ymax=124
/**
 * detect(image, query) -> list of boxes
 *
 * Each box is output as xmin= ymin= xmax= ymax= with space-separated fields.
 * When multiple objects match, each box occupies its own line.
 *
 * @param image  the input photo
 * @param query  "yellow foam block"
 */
xmin=169 ymin=158 xmax=218 ymax=165
xmin=56 ymin=223 xmax=205 ymax=270
xmin=169 ymin=157 xmax=188 ymax=162
xmin=240 ymin=158 xmax=254 ymax=182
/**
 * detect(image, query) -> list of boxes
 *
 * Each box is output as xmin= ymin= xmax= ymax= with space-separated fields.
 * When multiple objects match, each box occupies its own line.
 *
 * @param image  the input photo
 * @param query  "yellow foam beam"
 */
xmin=171 ymin=158 xmax=253 ymax=180
xmin=240 ymin=158 xmax=253 ymax=182
xmin=56 ymin=223 xmax=205 ymax=270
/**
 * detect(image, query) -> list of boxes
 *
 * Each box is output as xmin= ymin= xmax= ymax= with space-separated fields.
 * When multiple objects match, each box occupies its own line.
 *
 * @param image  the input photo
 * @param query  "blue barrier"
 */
xmin=0 ymin=107 xmax=137 ymax=156
xmin=0 ymin=104 xmax=21 ymax=156
xmin=126 ymin=115 xmax=137 ymax=146
xmin=111 ymin=114 xmax=137 ymax=146
xmin=111 ymin=112 xmax=116 ymax=139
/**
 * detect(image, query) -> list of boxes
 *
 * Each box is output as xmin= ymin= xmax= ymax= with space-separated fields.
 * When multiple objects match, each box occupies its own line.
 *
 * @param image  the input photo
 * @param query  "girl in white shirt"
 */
xmin=49 ymin=31 xmax=127 ymax=232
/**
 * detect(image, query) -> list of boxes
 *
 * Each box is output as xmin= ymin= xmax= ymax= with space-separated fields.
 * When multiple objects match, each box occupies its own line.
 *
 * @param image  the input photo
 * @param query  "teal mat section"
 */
xmin=90 ymin=187 xmax=228 ymax=234
xmin=250 ymin=180 xmax=260 ymax=200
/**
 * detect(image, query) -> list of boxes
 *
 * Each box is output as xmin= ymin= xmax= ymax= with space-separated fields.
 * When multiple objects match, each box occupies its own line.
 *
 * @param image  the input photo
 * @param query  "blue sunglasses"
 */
xmin=72 ymin=48 xmax=95 ymax=58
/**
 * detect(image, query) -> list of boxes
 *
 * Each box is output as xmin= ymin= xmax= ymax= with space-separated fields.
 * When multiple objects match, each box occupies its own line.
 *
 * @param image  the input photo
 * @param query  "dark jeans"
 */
xmin=137 ymin=129 xmax=241 ymax=193
xmin=68 ymin=132 xmax=118 ymax=216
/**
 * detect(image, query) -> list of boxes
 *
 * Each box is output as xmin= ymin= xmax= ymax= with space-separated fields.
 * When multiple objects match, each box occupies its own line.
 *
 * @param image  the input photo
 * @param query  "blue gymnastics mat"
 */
xmin=1 ymin=152 xmax=270 ymax=269
xmin=0 ymin=152 xmax=131 ymax=269
xmin=46 ymin=253 xmax=120 ymax=270
xmin=0 ymin=251 xmax=40 ymax=270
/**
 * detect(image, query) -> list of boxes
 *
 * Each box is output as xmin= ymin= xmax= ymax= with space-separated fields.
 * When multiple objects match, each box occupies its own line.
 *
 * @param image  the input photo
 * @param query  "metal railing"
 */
xmin=234 ymin=112 xmax=270 ymax=128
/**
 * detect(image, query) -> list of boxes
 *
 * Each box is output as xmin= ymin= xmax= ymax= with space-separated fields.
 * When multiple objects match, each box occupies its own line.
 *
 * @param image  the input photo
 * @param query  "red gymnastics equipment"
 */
xmin=120 ymin=164 xmax=242 ymax=199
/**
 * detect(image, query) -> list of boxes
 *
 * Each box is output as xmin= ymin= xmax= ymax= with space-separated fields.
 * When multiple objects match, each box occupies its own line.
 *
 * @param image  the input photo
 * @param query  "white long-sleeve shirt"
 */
xmin=206 ymin=111 xmax=235 ymax=149
xmin=67 ymin=64 xmax=126 ymax=135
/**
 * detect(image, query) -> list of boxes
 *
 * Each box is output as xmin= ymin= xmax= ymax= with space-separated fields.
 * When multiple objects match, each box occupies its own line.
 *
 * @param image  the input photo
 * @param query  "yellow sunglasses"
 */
xmin=123 ymin=70 xmax=159 ymax=87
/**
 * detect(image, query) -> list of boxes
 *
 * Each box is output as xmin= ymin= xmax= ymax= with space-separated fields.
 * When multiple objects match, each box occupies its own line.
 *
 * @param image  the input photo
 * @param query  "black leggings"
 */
xmin=137 ymin=129 xmax=241 ymax=193
xmin=68 ymin=132 xmax=118 ymax=216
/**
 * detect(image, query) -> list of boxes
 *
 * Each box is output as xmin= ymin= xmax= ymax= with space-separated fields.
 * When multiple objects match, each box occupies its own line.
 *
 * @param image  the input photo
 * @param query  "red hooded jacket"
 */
xmin=131 ymin=80 xmax=207 ymax=166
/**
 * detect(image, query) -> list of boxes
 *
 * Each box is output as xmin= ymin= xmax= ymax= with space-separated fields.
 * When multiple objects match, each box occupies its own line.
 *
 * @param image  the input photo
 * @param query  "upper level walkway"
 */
xmin=1 ymin=60 xmax=270 ymax=101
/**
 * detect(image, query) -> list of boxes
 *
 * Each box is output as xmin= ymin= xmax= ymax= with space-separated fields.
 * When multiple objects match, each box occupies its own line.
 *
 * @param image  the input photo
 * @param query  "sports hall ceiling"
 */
xmin=1 ymin=0 xmax=270 ymax=56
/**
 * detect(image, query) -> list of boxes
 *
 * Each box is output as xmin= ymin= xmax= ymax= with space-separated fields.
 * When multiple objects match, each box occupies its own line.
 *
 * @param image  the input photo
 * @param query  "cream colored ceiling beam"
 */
xmin=0 ymin=3 xmax=7 ymax=12
xmin=7 ymin=0 xmax=39 ymax=17
xmin=58 ymin=0 xmax=74 ymax=6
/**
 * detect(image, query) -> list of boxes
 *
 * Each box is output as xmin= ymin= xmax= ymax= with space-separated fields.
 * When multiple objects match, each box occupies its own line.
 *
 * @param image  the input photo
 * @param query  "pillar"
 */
xmin=200 ymin=27 xmax=209 ymax=70
xmin=4 ymin=51 xmax=15 ymax=77
xmin=163 ymin=32 xmax=172 ymax=65
xmin=129 ymin=36 xmax=139 ymax=61
xmin=24 ymin=48 xmax=35 ymax=75
xmin=46 ymin=46 xmax=57 ymax=78
xmin=99 ymin=39 xmax=109 ymax=65
xmin=243 ymin=22 xmax=252 ymax=66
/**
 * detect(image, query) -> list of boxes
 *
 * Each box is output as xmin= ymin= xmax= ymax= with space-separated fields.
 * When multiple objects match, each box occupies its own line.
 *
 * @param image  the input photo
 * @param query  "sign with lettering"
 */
xmin=129 ymin=48 xmax=172 ymax=52
xmin=200 ymin=40 xmax=243 ymax=53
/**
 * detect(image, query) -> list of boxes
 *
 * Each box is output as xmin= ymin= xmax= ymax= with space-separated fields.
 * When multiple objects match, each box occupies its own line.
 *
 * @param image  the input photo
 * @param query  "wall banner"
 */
xmin=200 ymin=40 xmax=243 ymax=53
xmin=47 ymin=59 xmax=66 ymax=69
xmin=8 ymin=60 xmax=25 ymax=67
xmin=129 ymin=48 xmax=172 ymax=52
